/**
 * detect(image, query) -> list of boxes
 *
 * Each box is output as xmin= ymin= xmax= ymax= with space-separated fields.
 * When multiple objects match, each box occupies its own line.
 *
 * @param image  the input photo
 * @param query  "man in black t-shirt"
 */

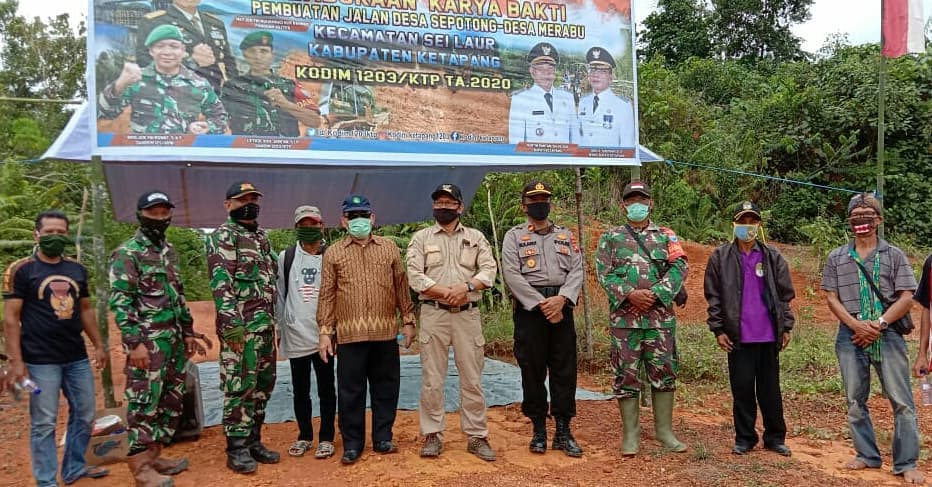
xmin=913 ymin=254 xmax=932 ymax=377
xmin=2 ymin=210 xmax=110 ymax=486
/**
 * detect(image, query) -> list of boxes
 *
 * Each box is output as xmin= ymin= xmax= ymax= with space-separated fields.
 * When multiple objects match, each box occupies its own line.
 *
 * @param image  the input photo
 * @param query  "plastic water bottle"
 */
xmin=397 ymin=333 xmax=410 ymax=353
xmin=17 ymin=378 xmax=41 ymax=395
xmin=921 ymin=371 xmax=932 ymax=407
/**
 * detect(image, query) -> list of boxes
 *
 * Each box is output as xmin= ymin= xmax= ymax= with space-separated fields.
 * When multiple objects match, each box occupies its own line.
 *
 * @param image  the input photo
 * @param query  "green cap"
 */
xmin=144 ymin=24 xmax=184 ymax=47
xmin=240 ymin=31 xmax=274 ymax=51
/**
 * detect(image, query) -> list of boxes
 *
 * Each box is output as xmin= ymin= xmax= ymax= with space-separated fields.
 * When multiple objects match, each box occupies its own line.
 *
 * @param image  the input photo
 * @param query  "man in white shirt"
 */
xmin=508 ymin=42 xmax=577 ymax=144
xmin=577 ymin=47 xmax=635 ymax=148
xmin=275 ymin=205 xmax=336 ymax=459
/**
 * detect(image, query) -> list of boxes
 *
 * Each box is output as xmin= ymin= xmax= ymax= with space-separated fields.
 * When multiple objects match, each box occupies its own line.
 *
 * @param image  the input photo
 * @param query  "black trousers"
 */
xmin=289 ymin=352 xmax=336 ymax=442
xmin=336 ymin=340 xmax=400 ymax=451
xmin=728 ymin=342 xmax=787 ymax=447
xmin=513 ymin=305 xmax=577 ymax=419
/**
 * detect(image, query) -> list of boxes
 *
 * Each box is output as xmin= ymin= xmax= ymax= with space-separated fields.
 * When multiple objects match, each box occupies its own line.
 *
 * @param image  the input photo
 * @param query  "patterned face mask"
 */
xmin=733 ymin=224 xmax=759 ymax=242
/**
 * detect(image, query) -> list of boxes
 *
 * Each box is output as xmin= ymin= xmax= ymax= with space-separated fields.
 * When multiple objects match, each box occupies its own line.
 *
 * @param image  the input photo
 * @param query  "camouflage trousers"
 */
xmin=610 ymin=327 xmax=678 ymax=399
xmin=125 ymin=334 xmax=186 ymax=451
xmin=220 ymin=328 xmax=277 ymax=437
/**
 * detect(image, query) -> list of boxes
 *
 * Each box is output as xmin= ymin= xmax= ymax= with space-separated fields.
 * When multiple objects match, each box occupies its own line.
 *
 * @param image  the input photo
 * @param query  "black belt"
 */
xmin=421 ymin=300 xmax=477 ymax=313
xmin=533 ymin=286 xmax=562 ymax=298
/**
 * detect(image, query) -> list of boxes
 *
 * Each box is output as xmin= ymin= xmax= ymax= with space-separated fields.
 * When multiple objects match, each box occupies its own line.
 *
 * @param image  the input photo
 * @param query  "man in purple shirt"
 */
xmin=703 ymin=201 xmax=796 ymax=456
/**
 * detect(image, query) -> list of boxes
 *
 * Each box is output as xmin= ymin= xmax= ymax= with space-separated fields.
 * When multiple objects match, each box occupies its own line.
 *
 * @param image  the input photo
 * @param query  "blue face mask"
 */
xmin=733 ymin=223 xmax=759 ymax=242
xmin=625 ymin=203 xmax=650 ymax=222
xmin=347 ymin=217 xmax=372 ymax=238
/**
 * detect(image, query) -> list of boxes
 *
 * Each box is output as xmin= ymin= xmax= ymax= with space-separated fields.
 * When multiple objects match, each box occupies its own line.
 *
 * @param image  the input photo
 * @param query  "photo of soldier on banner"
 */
xmin=90 ymin=0 xmax=639 ymax=165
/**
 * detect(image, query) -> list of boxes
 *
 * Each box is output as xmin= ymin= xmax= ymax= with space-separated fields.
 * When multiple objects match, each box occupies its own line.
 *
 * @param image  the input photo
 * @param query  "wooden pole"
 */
xmin=91 ymin=156 xmax=116 ymax=407
xmin=75 ymin=188 xmax=88 ymax=261
xmin=486 ymin=181 xmax=509 ymax=307
xmin=876 ymin=49 xmax=887 ymax=239
xmin=574 ymin=168 xmax=594 ymax=360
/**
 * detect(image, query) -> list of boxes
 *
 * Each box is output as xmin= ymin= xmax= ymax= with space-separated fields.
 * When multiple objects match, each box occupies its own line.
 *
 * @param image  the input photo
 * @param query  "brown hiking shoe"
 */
xmin=420 ymin=433 xmax=443 ymax=457
xmin=148 ymin=444 xmax=189 ymax=476
xmin=467 ymin=436 xmax=496 ymax=462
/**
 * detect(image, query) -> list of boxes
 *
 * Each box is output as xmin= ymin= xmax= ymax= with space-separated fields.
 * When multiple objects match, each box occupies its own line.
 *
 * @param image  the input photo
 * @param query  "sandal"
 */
xmin=289 ymin=440 xmax=312 ymax=457
xmin=315 ymin=441 xmax=335 ymax=459
xmin=63 ymin=465 xmax=109 ymax=485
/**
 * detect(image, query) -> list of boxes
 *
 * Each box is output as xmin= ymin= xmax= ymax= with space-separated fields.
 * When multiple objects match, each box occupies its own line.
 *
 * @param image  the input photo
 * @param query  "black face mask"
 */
xmin=230 ymin=203 xmax=260 ymax=222
xmin=138 ymin=215 xmax=171 ymax=243
xmin=526 ymin=202 xmax=551 ymax=221
xmin=433 ymin=208 xmax=459 ymax=225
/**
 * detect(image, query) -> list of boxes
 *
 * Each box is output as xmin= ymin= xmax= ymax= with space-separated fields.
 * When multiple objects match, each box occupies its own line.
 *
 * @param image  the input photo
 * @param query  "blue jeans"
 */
xmin=27 ymin=359 xmax=96 ymax=487
xmin=835 ymin=325 xmax=919 ymax=473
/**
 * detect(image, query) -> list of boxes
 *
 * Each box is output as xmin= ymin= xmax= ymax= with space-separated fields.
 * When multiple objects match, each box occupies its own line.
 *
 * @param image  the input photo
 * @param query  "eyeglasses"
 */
xmin=345 ymin=211 xmax=371 ymax=220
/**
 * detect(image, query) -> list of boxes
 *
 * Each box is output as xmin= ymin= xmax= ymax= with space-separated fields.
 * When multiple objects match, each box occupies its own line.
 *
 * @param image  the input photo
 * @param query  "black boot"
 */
xmin=226 ymin=436 xmax=257 ymax=474
xmin=248 ymin=422 xmax=281 ymax=464
xmin=552 ymin=416 xmax=583 ymax=458
xmin=529 ymin=417 xmax=547 ymax=454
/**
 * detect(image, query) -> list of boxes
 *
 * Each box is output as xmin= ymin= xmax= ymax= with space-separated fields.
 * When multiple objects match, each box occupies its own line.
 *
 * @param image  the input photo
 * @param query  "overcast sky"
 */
xmin=16 ymin=0 xmax=932 ymax=54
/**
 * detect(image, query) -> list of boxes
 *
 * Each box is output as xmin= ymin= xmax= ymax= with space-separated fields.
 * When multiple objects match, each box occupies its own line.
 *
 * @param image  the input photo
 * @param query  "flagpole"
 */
xmin=876 ymin=0 xmax=887 ymax=239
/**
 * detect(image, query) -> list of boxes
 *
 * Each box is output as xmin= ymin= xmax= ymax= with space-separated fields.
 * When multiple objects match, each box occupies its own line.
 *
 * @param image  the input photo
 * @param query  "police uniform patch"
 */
xmin=535 ymin=127 xmax=544 ymax=136
xmin=557 ymin=234 xmax=566 ymax=239
xmin=524 ymin=248 xmax=538 ymax=256
xmin=526 ymin=258 xmax=536 ymax=268
xmin=557 ymin=245 xmax=570 ymax=255
xmin=521 ymin=234 xmax=531 ymax=241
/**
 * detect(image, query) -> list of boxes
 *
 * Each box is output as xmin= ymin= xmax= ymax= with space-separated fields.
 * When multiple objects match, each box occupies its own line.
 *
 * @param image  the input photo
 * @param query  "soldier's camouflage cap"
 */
xmin=586 ymin=47 xmax=616 ymax=69
xmin=225 ymin=181 xmax=263 ymax=199
xmin=732 ymin=201 xmax=762 ymax=221
xmin=522 ymin=180 xmax=553 ymax=198
xmin=137 ymin=190 xmax=175 ymax=210
xmin=144 ymin=24 xmax=184 ymax=48
xmin=240 ymin=31 xmax=274 ymax=52
xmin=294 ymin=205 xmax=323 ymax=224
xmin=431 ymin=183 xmax=463 ymax=203
xmin=527 ymin=42 xmax=559 ymax=66
xmin=622 ymin=180 xmax=651 ymax=199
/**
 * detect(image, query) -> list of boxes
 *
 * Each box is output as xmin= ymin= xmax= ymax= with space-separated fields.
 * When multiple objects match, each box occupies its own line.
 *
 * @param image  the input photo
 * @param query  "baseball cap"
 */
xmin=522 ymin=181 xmax=553 ymax=198
xmin=621 ymin=181 xmax=651 ymax=199
xmin=732 ymin=201 xmax=762 ymax=221
xmin=293 ymin=205 xmax=322 ymax=225
xmin=225 ymin=181 xmax=263 ymax=200
xmin=342 ymin=194 xmax=372 ymax=213
xmin=431 ymin=183 xmax=463 ymax=202
xmin=137 ymin=190 xmax=175 ymax=210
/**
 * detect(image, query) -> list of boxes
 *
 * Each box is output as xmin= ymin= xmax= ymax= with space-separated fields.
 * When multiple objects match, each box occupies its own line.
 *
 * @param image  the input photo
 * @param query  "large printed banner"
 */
xmin=90 ymin=0 xmax=639 ymax=164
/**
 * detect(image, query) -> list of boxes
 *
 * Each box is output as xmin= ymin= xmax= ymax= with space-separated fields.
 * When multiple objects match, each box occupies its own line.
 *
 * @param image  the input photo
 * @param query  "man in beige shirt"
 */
xmin=407 ymin=184 xmax=498 ymax=461
xmin=317 ymin=194 xmax=416 ymax=465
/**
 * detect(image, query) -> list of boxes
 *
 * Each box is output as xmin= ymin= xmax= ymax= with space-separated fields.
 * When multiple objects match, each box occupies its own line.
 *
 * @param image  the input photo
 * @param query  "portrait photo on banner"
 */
xmin=89 ymin=0 xmax=639 ymax=164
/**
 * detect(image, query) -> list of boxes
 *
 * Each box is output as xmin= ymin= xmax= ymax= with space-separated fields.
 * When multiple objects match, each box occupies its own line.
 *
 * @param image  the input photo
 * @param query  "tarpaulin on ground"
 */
xmin=88 ymin=0 xmax=641 ymax=165
xmin=196 ymin=353 xmax=611 ymax=426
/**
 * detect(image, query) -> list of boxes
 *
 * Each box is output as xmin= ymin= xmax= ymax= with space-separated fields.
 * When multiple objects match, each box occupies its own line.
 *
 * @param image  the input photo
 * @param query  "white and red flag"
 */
xmin=882 ymin=0 xmax=926 ymax=57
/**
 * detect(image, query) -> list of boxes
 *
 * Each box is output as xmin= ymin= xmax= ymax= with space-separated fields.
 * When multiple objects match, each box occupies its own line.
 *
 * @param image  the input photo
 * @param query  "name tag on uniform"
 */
xmin=532 ymin=110 xmax=545 ymax=115
xmin=524 ymin=248 xmax=538 ymax=256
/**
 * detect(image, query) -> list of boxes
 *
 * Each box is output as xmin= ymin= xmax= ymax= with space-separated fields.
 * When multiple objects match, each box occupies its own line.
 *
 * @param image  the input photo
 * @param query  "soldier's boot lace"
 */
xmin=127 ymin=448 xmax=174 ymax=487
xmin=529 ymin=416 xmax=547 ymax=454
xmin=618 ymin=397 xmax=641 ymax=456
xmin=148 ymin=443 xmax=189 ymax=476
xmin=551 ymin=416 xmax=583 ymax=457
xmin=226 ymin=436 xmax=258 ymax=474
xmin=651 ymin=390 xmax=687 ymax=453
xmin=248 ymin=422 xmax=281 ymax=464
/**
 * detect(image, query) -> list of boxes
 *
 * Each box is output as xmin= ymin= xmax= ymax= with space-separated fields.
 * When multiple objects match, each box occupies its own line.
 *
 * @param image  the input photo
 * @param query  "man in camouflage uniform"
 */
xmin=98 ymin=24 xmax=228 ymax=134
xmin=205 ymin=181 xmax=279 ymax=474
xmin=110 ymin=191 xmax=195 ymax=487
xmin=596 ymin=180 xmax=688 ymax=456
xmin=223 ymin=31 xmax=321 ymax=136
xmin=136 ymin=0 xmax=237 ymax=92
xmin=501 ymin=180 xmax=584 ymax=457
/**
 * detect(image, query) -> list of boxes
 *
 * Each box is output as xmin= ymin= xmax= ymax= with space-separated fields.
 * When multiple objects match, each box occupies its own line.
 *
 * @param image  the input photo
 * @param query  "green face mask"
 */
xmin=296 ymin=227 xmax=323 ymax=244
xmin=347 ymin=217 xmax=372 ymax=239
xmin=38 ymin=234 xmax=71 ymax=258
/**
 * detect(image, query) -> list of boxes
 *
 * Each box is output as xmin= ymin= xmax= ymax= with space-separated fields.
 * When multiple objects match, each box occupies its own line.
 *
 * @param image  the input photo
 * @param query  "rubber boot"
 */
xmin=148 ymin=443 xmax=189 ymax=476
xmin=127 ymin=449 xmax=174 ymax=487
xmin=618 ymin=397 xmax=641 ymax=457
xmin=529 ymin=416 xmax=547 ymax=454
xmin=651 ymin=390 xmax=687 ymax=452
xmin=248 ymin=421 xmax=281 ymax=464
xmin=551 ymin=416 xmax=583 ymax=457
xmin=226 ymin=436 xmax=258 ymax=474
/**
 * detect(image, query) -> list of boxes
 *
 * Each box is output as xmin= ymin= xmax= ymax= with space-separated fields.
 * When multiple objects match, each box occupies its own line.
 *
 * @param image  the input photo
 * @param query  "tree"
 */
xmin=710 ymin=0 xmax=812 ymax=62
xmin=639 ymin=0 xmax=713 ymax=66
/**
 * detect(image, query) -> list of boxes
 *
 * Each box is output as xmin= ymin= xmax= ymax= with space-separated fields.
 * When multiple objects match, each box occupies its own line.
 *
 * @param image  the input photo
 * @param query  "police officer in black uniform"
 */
xmin=136 ymin=0 xmax=238 ymax=92
xmin=501 ymin=181 xmax=585 ymax=457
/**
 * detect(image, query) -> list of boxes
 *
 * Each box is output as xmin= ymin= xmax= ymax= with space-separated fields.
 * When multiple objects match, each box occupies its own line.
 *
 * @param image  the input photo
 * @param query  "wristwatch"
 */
xmin=466 ymin=281 xmax=476 ymax=292
xmin=879 ymin=318 xmax=889 ymax=330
